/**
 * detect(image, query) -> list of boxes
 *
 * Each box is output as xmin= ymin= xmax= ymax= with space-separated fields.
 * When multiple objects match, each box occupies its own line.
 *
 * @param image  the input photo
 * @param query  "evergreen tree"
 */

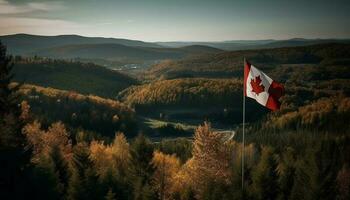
xmin=290 ymin=139 xmax=341 ymax=200
xmin=251 ymin=146 xmax=279 ymax=200
xmin=276 ymin=147 xmax=296 ymax=200
xmin=67 ymin=142 xmax=101 ymax=200
xmin=0 ymin=41 xmax=31 ymax=199
xmin=129 ymin=133 xmax=155 ymax=200
xmin=289 ymin=151 xmax=317 ymax=200
xmin=316 ymin=139 xmax=341 ymax=200
xmin=229 ymin=155 xmax=245 ymax=200
xmin=50 ymin=144 xmax=70 ymax=198
xmin=67 ymin=168 xmax=85 ymax=200
xmin=30 ymin=154 xmax=61 ymax=200
xmin=190 ymin=122 xmax=231 ymax=198
xmin=151 ymin=151 xmax=180 ymax=200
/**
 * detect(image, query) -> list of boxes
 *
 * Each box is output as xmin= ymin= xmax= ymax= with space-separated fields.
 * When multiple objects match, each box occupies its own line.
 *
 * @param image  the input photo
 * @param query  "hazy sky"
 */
xmin=0 ymin=0 xmax=349 ymax=41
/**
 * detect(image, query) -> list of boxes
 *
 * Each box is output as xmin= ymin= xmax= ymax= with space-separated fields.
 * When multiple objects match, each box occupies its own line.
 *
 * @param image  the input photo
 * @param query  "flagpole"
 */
xmin=242 ymin=58 xmax=246 ymax=191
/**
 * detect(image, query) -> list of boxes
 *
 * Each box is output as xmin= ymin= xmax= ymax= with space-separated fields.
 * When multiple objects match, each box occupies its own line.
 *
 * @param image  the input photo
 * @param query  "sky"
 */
xmin=0 ymin=0 xmax=349 ymax=42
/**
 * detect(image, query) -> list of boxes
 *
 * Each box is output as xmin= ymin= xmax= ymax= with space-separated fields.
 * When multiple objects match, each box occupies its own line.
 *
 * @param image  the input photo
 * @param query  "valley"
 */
xmin=5 ymin=41 xmax=348 ymax=198
xmin=2 ymin=36 xmax=348 ymax=140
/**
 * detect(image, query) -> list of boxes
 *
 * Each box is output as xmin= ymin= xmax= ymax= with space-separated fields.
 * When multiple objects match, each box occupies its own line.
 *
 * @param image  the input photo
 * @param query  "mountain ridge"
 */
xmin=0 ymin=33 xmax=163 ymax=55
xmin=156 ymin=38 xmax=350 ymax=50
xmin=30 ymin=43 xmax=223 ymax=61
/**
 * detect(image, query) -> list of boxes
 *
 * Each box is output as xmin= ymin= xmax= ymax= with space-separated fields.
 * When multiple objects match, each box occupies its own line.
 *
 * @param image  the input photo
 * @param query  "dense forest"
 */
xmin=148 ymin=43 xmax=350 ymax=79
xmin=1 ymin=39 xmax=350 ymax=200
xmin=12 ymin=56 xmax=138 ymax=98
xmin=118 ymin=78 xmax=242 ymax=107
xmin=117 ymin=78 xmax=269 ymax=124
xmin=18 ymin=84 xmax=138 ymax=138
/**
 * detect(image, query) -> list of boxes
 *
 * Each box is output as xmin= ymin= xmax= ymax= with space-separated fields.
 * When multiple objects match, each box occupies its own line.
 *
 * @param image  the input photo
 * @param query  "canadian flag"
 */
xmin=244 ymin=60 xmax=284 ymax=111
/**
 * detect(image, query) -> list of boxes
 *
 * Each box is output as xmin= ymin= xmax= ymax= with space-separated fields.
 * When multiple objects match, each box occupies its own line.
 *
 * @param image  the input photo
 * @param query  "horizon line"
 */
xmin=1 ymin=33 xmax=350 ymax=43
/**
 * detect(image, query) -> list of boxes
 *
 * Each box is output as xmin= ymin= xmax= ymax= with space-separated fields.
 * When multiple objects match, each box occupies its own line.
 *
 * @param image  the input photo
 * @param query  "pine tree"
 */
xmin=110 ymin=133 xmax=132 ymax=199
xmin=0 ymin=41 xmax=31 ymax=199
xmin=276 ymin=147 xmax=296 ymax=200
xmin=190 ymin=122 xmax=231 ymax=198
xmin=289 ymin=151 xmax=317 ymax=200
xmin=316 ymin=139 xmax=341 ymax=200
xmin=290 ymin=139 xmax=341 ymax=200
xmin=67 ymin=168 xmax=85 ymax=200
xmin=129 ymin=133 xmax=156 ymax=200
xmin=67 ymin=142 xmax=100 ymax=200
xmin=251 ymin=146 xmax=279 ymax=200
xmin=30 ymin=154 xmax=61 ymax=200
xmin=112 ymin=132 xmax=131 ymax=178
xmin=151 ymin=151 xmax=180 ymax=200
xmin=228 ymin=153 xmax=245 ymax=200
xmin=50 ymin=144 xmax=70 ymax=198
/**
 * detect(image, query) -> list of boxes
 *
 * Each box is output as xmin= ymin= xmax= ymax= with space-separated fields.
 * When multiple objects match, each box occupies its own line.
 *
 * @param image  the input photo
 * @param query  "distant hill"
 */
xmin=0 ymin=34 xmax=224 ymax=65
xmin=147 ymin=43 xmax=350 ymax=79
xmin=0 ymin=33 xmax=163 ymax=55
xmin=156 ymin=40 xmax=273 ymax=50
xmin=4 ymin=34 xmax=347 ymax=68
xmin=178 ymin=45 xmax=224 ymax=54
xmin=30 ymin=43 xmax=223 ymax=61
xmin=32 ymin=43 xmax=184 ymax=60
xmin=13 ymin=58 xmax=138 ymax=98
xmin=157 ymin=38 xmax=350 ymax=50
xmin=2 ymin=34 xmax=348 ymax=56
xmin=257 ymin=38 xmax=350 ymax=49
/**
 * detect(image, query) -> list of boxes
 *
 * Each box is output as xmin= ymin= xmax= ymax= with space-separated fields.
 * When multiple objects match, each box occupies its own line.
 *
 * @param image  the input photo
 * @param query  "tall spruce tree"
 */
xmin=50 ymin=145 xmax=70 ymax=198
xmin=276 ymin=147 xmax=296 ymax=200
xmin=30 ymin=154 xmax=62 ymax=200
xmin=0 ymin=41 xmax=31 ymax=199
xmin=67 ymin=142 xmax=101 ymax=200
xmin=251 ymin=146 xmax=279 ymax=200
xmin=129 ymin=133 xmax=156 ymax=200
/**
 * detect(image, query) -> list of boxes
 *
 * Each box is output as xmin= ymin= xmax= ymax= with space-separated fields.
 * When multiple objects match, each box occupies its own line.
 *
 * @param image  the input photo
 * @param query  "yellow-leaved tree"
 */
xmin=89 ymin=132 xmax=130 ymax=179
xmin=172 ymin=122 xmax=231 ymax=199
xmin=23 ymin=121 xmax=72 ymax=163
xmin=151 ymin=151 xmax=181 ymax=200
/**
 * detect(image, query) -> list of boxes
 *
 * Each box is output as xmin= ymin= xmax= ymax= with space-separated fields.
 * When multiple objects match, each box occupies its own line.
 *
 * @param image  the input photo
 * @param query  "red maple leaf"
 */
xmin=250 ymin=75 xmax=265 ymax=95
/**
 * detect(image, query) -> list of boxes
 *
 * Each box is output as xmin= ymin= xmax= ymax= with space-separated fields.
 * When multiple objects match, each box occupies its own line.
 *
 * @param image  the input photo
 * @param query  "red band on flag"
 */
xmin=266 ymin=81 xmax=285 ymax=111
xmin=244 ymin=60 xmax=251 ymax=97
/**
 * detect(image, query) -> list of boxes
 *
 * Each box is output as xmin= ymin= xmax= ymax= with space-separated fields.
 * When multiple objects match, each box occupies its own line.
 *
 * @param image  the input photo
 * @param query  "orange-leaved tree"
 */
xmin=151 ymin=151 xmax=181 ymax=200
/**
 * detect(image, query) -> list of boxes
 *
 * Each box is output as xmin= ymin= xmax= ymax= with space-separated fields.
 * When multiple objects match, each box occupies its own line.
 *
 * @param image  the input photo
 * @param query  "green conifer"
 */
xmin=0 ymin=41 xmax=31 ymax=199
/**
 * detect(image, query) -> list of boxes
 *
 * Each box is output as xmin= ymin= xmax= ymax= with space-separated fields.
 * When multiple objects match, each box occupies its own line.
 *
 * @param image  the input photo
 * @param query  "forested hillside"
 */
xmin=13 ymin=57 xmax=138 ymax=98
xmin=118 ymin=78 xmax=268 ymax=124
xmin=119 ymin=78 xmax=242 ymax=107
xmin=120 ymin=43 xmax=350 ymax=128
xmin=148 ymin=43 xmax=350 ymax=79
xmin=18 ymin=84 xmax=138 ymax=138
